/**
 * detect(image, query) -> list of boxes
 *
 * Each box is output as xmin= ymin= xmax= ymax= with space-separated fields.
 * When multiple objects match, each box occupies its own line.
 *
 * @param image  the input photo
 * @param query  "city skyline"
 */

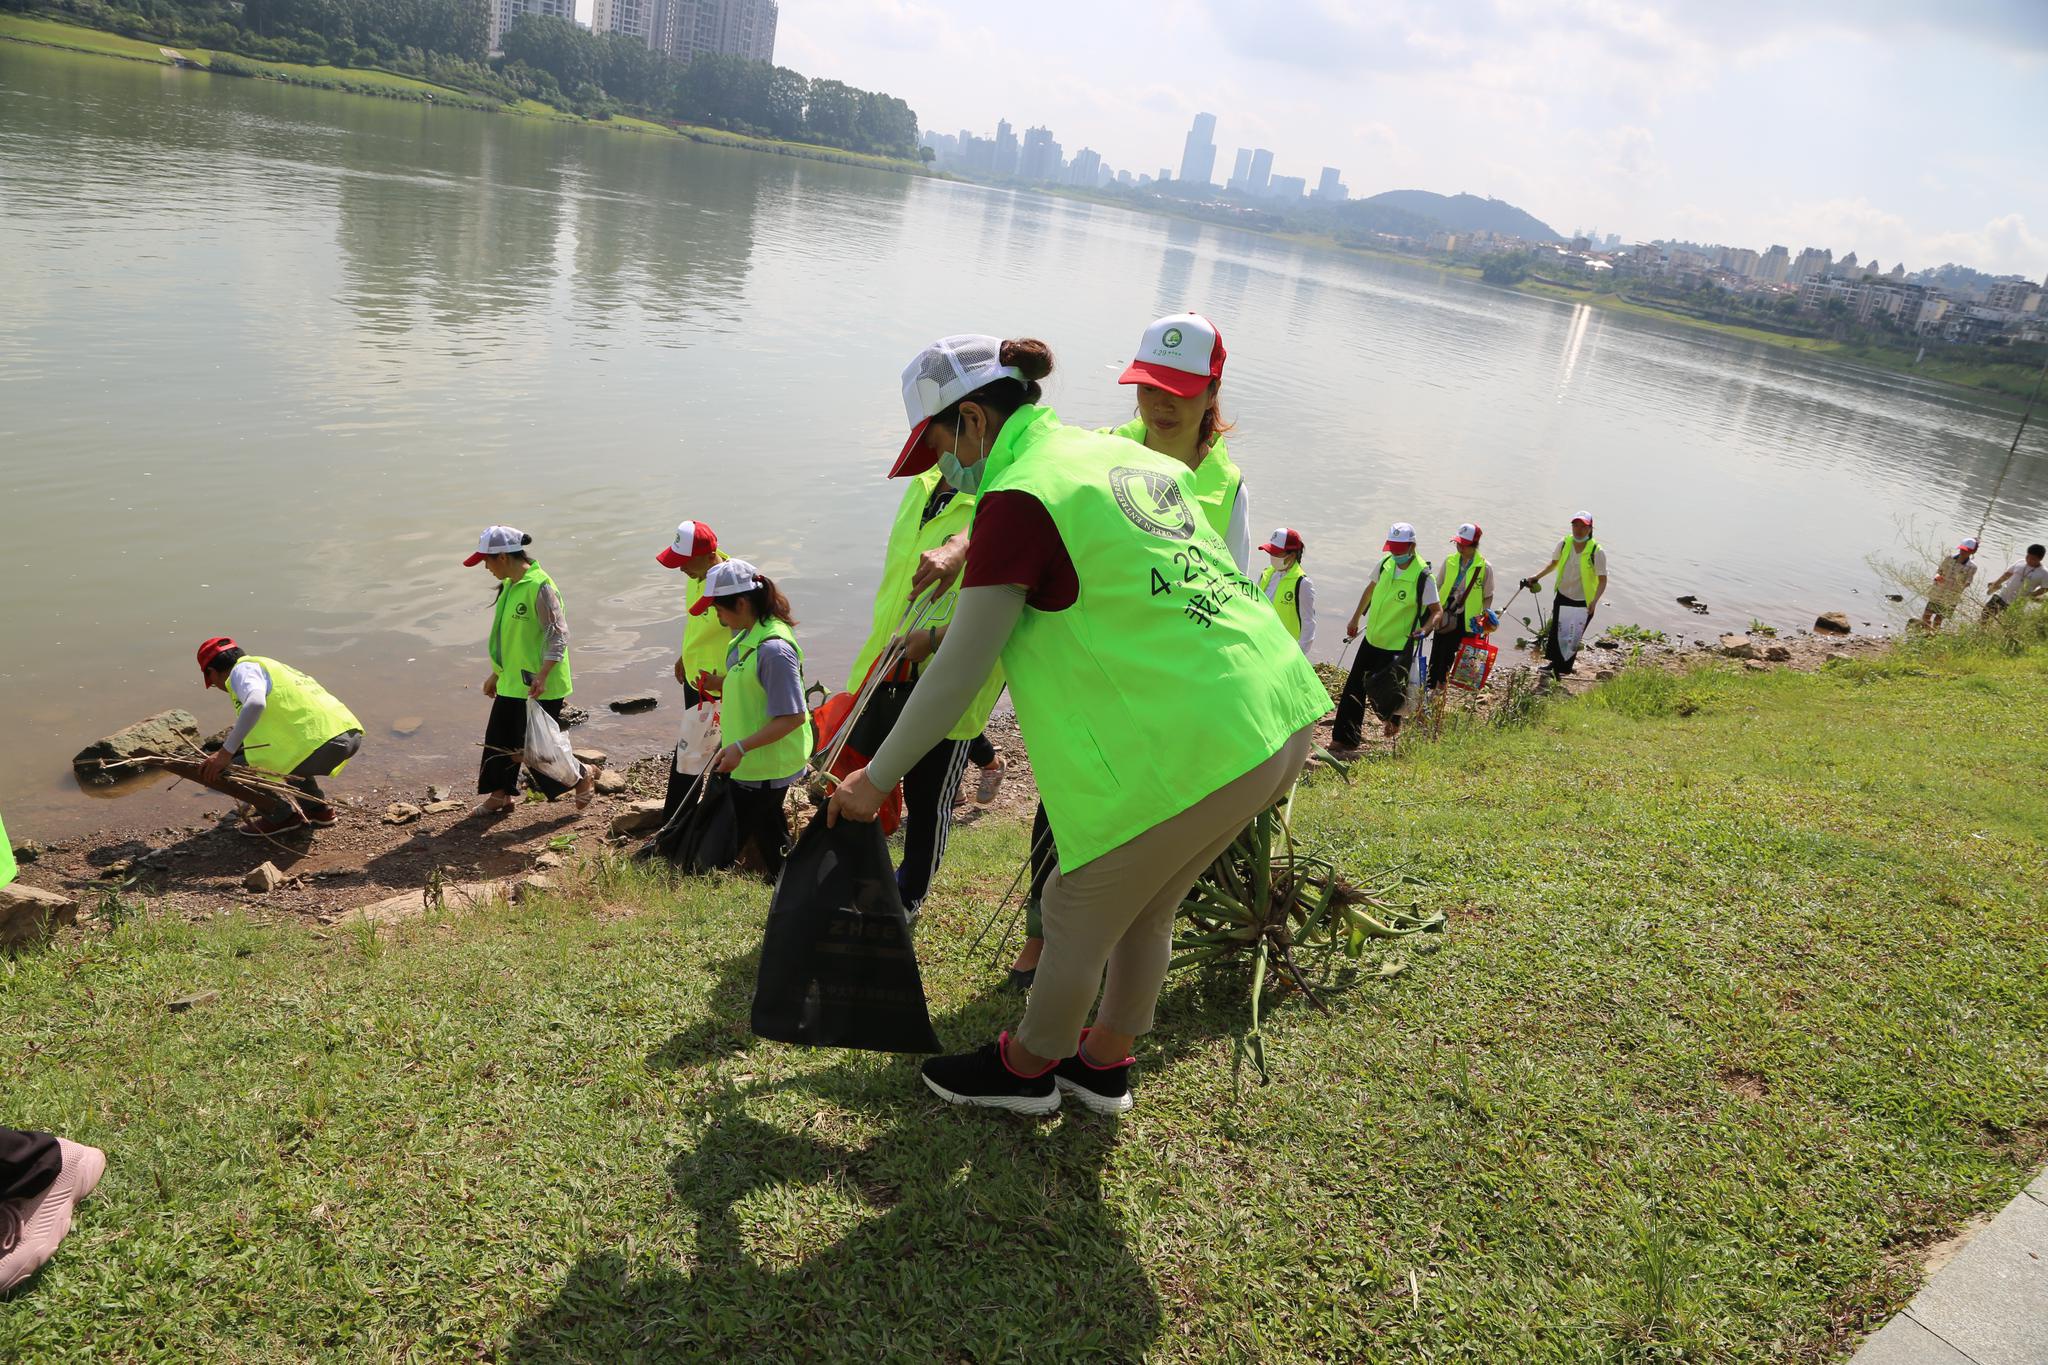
xmin=771 ymin=0 xmax=2048 ymax=278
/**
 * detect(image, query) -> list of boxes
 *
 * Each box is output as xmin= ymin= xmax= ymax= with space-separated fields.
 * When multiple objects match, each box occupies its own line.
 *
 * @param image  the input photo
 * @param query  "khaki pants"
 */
xmin=1014 ymin=725 xmax=1316 ymax=1060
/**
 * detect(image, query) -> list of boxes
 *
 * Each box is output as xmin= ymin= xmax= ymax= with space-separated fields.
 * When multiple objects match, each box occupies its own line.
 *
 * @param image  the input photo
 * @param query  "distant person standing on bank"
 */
xmin=1520 ymin=511 xmax=1607 ymax=676
xmin=467 ymin=525 xmax=596 ymax=814
xmin=195 ymin=638 xmax=365 ymax=837
xmin=655 ymin=518 xmax=729 ymax=819
xmin=1920 ymin=537 xmax=1980 ymax=628
xmin=1334 ymin=522 xmax=1441 ymax=746
xmin=1427 ymin=523 xmax=1495 ymax=694
xmin=695 ymin=558 xmax=812 ymax=878
xmin=1108 ymin=312 xmax=1252 ymax=572
xmin=1982 ymin=543 xmax=2048 ymax=620
xmin=1256 ymin=528 xmax=1316 ymax=654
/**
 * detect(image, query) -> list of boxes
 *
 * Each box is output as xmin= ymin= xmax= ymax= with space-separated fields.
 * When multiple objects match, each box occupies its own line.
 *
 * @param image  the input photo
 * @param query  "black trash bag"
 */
xmin=750 ymin=813 xmax=941 ymax=1054
xmin=637 ymin=772 xmax=741 ymax=873
xmin=1363 ymin=651 xmax=1413 ymax=721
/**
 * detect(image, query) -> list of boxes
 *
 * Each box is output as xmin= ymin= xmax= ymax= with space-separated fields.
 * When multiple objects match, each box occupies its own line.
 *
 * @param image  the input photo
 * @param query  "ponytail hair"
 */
xmin=736 ymin=575 xmax=797 ymax=627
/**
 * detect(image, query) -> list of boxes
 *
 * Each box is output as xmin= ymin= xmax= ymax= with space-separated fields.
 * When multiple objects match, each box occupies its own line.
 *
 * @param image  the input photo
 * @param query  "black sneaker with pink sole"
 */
xmin=1053 ymin=1030 xmax=1135 ymax=1115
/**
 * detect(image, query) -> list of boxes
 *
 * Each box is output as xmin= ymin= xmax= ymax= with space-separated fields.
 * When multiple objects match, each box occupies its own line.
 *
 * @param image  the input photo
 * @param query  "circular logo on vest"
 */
xmin=1161 ymin=326 xmax=1184 ymax=349
xmin=514 ymin=602 xmax=530 ymax=617
xmin=1110 ymin=466 xmax=1197 ymax=542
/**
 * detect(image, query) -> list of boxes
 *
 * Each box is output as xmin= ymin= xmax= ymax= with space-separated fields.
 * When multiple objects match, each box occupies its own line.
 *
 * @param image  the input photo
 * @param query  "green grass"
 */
xmin=6 ymin=624 xmax=2048 ymax=1360
xmin=0 ymin=11 xmax=184 ymax=61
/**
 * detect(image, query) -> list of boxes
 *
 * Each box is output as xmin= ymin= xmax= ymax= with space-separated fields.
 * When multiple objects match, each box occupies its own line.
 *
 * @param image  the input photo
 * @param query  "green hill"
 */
xmin=1363 ymin=189 xmax=1563 ymax=241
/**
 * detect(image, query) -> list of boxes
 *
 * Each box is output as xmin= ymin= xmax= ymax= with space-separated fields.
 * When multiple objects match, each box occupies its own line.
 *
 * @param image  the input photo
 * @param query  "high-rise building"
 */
xmin=1314 ymin=166 xmax=1347 ymax=202
xmin=994 ymin=120 xmax=1020 ymax=178
xmin=1228 ymin=148 xmax=1253 ymax=191
xmin=1020 ymin=126 xmax=1063 ymax=182
xmin=1266 ymin=174 xmax=1307 ymax=201
xmin=590 ymin=0 xmax=657 ymax=46
xmin=1069 ymin=147 xmax=1103 ymax=188
xmin=1790 ymin=247 xmax=1832 ymax=283
xmin=491 ymin=0 xmax=577 ymax=51
xmin=1246 ymin=148 xmax=1274 ymax=196
xmin=1178 ymin=112 xmax=1218 ymax=186
xmin=616 ymin=0 xmax=777 ymax=62
xmin=1757 ymin=245 xmax=1791 ymax=283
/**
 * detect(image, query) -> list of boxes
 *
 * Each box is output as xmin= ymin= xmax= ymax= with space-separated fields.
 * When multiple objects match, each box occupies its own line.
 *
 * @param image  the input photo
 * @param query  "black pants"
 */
xmin=966 ymin=732 xmax=997 ymax=768
xmin=1024 ymin=801 xmax=1057 ymax=939
xmin=897 ymin=738 xmax=972 ymax=911
xmin=479 ymin=695 xmax=574 ymax=799
xmin=1332 ymin=642 xmax=1404 ymax=746
xmin=0 ymin=1127 xmax=60 ymax=1202
xmin=661 ymin=681 xmax=708 ymax=821
xmin=1545 ymin=595 xmax=1586 ymax=675
xmin=730 ymin=783 xmax=793 ymax=880
xmin=248 ymin=731 xmax=363 ymax=818
xmin=1426 ymin=628 xmax=1466 ymax=690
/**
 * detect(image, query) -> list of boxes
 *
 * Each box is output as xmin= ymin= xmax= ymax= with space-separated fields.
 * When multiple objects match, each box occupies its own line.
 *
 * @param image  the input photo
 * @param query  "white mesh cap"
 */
xmin=890 ymin=334 xmax=1021 ymax=477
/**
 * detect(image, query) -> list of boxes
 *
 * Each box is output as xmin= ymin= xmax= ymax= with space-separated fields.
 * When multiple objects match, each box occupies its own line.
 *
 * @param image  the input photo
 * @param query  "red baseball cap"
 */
xmin=1118 ymin=313 xmax=1226 ymax=399
xmin=196 ymin=636 xmax=237 ymax=681
xmin=656 ymin=519 xmax=718 ymax=569
xmin=1454 ymin=522 xmax=1482 ymax=547
xmin=1258 ymin=527 xmax=1304 ymax=555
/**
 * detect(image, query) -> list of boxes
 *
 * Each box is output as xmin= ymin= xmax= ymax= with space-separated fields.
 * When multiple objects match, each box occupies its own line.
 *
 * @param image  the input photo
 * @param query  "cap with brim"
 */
xmin=1118 ymin=312 xmax=1225 ymax=400
xmin=1572 ymin=511 xmax=1594 ymax=528
xmin=1257 ymin=527 xmax=1304 ymax=555
xmin=197 ymin=635 xmax=236 ymax=680
xmin=1957 ymin=538 xmax=1979 ymax=554
xmin=464 ymin=524 xmax=527 ymax=567
xmin=656 ymin=519 xmax=718 ymax=569
xmin=1383 ymin=520 xmax=1417 ymax=552
xmin=890 ymin=335 xmax=1022 ymax=479
xmin=689 ymin=558 xmax=763 ymax=614
xmin=1454 ymin=522 xmax=1481 ymax=546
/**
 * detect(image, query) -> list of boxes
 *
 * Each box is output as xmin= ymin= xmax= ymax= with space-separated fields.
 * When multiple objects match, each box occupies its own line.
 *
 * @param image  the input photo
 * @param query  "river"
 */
xmin=3 ymin=42 xmax=2043 ymax=839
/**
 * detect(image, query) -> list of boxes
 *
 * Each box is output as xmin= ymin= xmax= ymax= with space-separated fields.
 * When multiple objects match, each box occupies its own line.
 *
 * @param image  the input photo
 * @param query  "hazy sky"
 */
xmin=763 ymin=0 xmax=2048 ymax=278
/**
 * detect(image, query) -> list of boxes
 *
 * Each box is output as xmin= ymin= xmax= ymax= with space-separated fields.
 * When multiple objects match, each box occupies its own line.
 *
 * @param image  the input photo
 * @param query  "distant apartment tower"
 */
xmin=590 ymin=0 xmax=657 ymax=46
xmin=622 ymin=0 xmax=776 ymax=63
xmin=491 ymin=0 xmax=578 ymax=52
xmin=1314 ymin=166 xmax=1348 ymax=201
xmin=1756 ymin=245 xmax=1791 ymax=283
xmin=1178 ymin=112 xmax=1218 ymax=186
xmin=1020 ymin=126 xmax=1063 ymax=182
xmin=1789 ymin=247 xmax=1832 ymax=283
xmin=1227 ymin=148 xmax=1253 ymax=191
xmin=1246 ymin=148 xmax=1274 ymax=196
xmin=1266 ymin=174 xmax=1307 ymax=201
xmin=994 ymin=120 xmax=1020 ymax=178
xmin=1069 ymin=147 xmax=1103 ymax=187
xmin=1985 ymin=278 xmax=2038 ymax=312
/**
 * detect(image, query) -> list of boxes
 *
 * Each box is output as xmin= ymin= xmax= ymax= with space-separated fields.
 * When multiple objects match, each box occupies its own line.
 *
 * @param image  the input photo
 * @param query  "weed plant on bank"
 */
xmin=4 ymin=621 xmax=2046 ymax=1360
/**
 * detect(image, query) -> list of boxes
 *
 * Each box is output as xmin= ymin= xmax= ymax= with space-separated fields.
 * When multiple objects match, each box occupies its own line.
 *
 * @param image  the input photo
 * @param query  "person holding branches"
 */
xmin=827 ymin=334 xmax=1330 ymax=1115
xmin=693 ymin=558 xmax=812 ymax=878
xmin=194 ymin=637 xmax=365 ymax=837
xmin=466 ymin=525 xmax=597 ymax=813
xmin=1520 ymin=510 xmax=1607 ymax=676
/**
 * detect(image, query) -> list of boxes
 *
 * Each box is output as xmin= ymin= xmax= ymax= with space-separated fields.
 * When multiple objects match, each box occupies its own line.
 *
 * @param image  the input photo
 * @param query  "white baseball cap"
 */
xmin=656 ymin=519 xmax=719 ymax=569
xmin=891 ymin=335 xmax=1022 ymax=478
xmin=1957 ymin=537 xmax=1979 ymax=554
xmin=1572 ymin=510 xmax=1594 ymax=528
xmin=1454 ymin=523 xmax=1482 ymax=546
xmin=1383 ymin=521 xmax=1418 ymax=549
xmin=1258 ymin=527 xmax=1305 ymax=555
xmin=689 ymin=557 xmax=764 ymax=614
xmin=463 ymin=525 xmax=528 ymax=566
xmin=1119 ymin=312 xmax=1226 ymax=398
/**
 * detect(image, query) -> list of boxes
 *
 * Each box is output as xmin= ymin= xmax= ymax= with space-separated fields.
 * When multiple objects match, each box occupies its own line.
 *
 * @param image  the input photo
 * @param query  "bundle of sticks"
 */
xmin=83 ymin=740 xmax=315 ymax=818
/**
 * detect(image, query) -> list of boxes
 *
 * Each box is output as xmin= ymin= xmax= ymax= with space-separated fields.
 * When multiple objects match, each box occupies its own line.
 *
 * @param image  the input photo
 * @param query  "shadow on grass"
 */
xmin=502 ymin=955 xmax=1299 ymax=1358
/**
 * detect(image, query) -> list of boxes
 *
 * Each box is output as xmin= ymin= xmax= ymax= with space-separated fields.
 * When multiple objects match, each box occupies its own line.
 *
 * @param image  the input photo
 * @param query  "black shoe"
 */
xmin=921 ymin=1034 xmax=1059 ymax=1115
xmin=1053 ymin=1031 xmax=1135 ymax=1115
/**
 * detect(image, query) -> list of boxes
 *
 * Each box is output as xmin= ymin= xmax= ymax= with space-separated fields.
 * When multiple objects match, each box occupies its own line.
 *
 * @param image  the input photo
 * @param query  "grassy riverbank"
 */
xmin=0 ymin=14 xmax=927 ymax=173
xmin=6 ymin=620 xmax=2046 ymax=1359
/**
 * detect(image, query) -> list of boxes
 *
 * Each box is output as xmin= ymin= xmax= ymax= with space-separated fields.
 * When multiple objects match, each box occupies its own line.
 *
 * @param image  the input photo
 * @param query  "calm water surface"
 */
xmin=3 ymin=44 xmax=2043 ymax=838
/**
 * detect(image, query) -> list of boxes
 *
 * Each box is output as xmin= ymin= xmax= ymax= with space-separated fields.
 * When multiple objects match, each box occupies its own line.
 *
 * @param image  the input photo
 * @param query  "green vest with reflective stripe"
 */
xmin=1110 ymin=419 xmax=1241 ymax=548
xmin=722 ymin=618 xmax=814 ymax=782
xmin=1257 ymin=561 xmax=1305 ymax=638
xmin=0 ymin=812 xmax=15 ymax=889
xmin=679 ymin=554 xmax=729 ymax=687
xmin=1439 ymin=550 xmax=1489 ymax=631
xmin=489 ymin=566 xmax=572 ymax=701
xmin=1553 ymin=537 xmax=1603 ymax=602
xmin=1365 ymin=555 xmax=1431 ymax=650
xmin=236 ymin=657 xmax=362 ymax=776
xmin=847 ymin=471 xmax=1005 ymax=742
xmin=981 ymin=407 xmax=1330 ymax=874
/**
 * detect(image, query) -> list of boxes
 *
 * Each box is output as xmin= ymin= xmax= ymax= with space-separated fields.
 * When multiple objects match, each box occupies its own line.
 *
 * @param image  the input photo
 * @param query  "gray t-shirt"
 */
xmin=727 ymin=633 xmax=805 ymax=790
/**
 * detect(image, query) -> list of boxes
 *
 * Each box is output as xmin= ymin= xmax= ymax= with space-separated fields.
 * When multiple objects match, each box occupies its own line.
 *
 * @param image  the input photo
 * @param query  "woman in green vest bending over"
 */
xmin=1108 ymin=312 xmax=1252 ymax=573
xmin=694 ymin=558 xmax=812 ymax=878
xmin=467 ymin=525 xmax=596 ymax=814
xmin=195 ymin=637 xmax=365 ymax=837
xmin=828 ymin=334 xmax=1330 ymax=1115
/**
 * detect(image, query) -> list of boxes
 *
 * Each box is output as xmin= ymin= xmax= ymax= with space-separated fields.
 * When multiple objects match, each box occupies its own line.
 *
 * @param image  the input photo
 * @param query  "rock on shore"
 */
xmin=72 ymin=709 xmax=204 ymax=782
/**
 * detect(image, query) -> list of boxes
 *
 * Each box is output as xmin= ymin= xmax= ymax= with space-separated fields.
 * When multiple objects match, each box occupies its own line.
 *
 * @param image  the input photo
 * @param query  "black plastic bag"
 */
xmin=846 ymin=679 xmax=914 ymax=759
xmin=638 ymin=772 xmax=741 ymax=873
xmin=1364 ymin=651 xmax=1413 ymax=721
xmin=750 ymin=814 xmax=941 ymax=1054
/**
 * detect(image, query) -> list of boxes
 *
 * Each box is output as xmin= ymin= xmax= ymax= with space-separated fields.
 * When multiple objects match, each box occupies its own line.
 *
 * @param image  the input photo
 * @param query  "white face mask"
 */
xmin=1268 ymin=554 xmax=1289 ymax=571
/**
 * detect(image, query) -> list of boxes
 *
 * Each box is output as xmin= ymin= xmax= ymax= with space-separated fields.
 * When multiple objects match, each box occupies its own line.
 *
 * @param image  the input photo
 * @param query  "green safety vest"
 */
xmin=679 ymin=553 xmax=730 ymax=688
xmin=1257 ymin=561 xmax=1305 ymax=639
xmin=488 ymin=565 xmax=573 ymax=701
xmin=1365 ymin=555 xmax=1432 ymax=651
xmin=235 ymin=656 xmax=362 ymax=776
xmin=1109 ymin=419 xmax=1242 ymax=548
xmin=0 ymin=812 xmax=14 ymax=889
xmin=846 ymin=470 xmax=1006 ymax=742
xmin=1439 ymin=549 xmax=1489 ymax=632
xmin=981 ymin=406 xmax=1330 ymax=874
xmin=1551 ymin=537 xmax=1604 ymax=602
xmin=722 ymin=617 xmax=814 ymax=783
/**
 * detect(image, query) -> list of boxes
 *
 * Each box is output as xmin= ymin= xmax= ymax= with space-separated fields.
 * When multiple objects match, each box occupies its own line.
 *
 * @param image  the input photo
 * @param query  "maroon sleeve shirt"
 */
xmin=962 ymin=490 xmax=1079 ymax=611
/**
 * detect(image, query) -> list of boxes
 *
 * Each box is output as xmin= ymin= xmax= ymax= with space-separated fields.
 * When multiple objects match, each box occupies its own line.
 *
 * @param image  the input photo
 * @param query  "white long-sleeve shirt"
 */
xmin=220 ymin=659 xmax=272 ymax=755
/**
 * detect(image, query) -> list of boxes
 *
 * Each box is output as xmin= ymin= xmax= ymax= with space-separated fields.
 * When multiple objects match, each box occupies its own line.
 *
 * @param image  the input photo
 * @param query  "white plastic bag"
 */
xmin=1554 ymin=604 xmax=1591 ymax=665
xmin=1396 ymin=642 xmax=1427 ymax=718
xmin=524 ymin=699 xmax=586 ymax=789
xmin=673 ymin=699 xmax=722 ymax=776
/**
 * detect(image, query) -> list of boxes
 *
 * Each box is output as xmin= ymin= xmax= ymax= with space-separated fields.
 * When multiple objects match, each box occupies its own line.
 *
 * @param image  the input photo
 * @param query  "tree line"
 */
xmin=7 ymin=0 xmax=923 ymax=157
